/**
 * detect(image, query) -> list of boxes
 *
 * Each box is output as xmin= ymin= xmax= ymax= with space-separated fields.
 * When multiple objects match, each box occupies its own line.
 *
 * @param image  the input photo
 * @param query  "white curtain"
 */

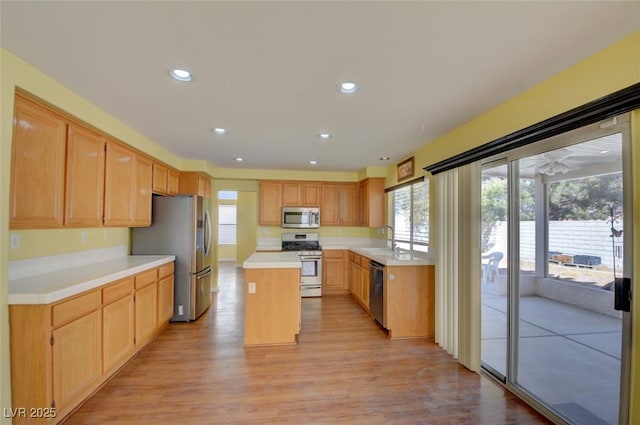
xmin=434 ymin=162 xmax=481 ymax=372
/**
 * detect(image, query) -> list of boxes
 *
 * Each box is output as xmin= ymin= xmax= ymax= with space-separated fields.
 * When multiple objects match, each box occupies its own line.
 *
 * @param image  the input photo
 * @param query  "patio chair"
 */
xmin=481 ymin=252 xmax=503 ymax=284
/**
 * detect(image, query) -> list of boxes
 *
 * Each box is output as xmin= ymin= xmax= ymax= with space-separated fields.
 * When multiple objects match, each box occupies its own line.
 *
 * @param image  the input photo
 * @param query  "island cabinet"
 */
xmin=244 ymin=267 xmax=301 ymax=346
xmin=8 ymin=263 xmax=174 ymax=425
xmin=322 ymin=250 xmax=349 ymax=294
xmin=10 ymin=92 xmax=154 ymax=229
xmin=384 ymin=265 xmax=435 ymax=339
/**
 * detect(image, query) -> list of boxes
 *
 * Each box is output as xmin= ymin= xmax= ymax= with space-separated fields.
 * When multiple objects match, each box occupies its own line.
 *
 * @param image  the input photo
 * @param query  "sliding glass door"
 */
xmin=481 ymin=118 xmax=632 ymax=425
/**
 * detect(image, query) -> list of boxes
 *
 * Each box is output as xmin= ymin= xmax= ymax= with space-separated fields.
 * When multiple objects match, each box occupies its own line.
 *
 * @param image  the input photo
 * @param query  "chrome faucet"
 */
xmin=383 ymin=225 xmax=396 ymax=250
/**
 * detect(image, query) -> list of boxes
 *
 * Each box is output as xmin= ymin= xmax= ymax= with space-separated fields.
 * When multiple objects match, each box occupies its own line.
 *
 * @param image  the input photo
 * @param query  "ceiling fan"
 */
xmin=535 ymin=147 xmax=602 ymax=176
xmin=538 ymin=149 xmax=572 ymax=176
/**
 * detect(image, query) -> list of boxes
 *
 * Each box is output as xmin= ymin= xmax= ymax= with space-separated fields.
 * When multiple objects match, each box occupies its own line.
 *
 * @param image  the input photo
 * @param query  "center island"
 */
xmin=242 ymin=252 xmax=302 ymax=347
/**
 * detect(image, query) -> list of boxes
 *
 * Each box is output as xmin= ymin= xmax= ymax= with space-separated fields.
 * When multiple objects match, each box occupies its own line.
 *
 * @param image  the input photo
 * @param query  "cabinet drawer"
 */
xmin=323 ymin=250 xmax=345 ymax=259
xmin=360 ymin=256 xmax=371 ymax=268
xmin=135 ymin=269 xmax=157 ymax=290
xmin=52 ymin=290 xmax=101 ymax=328
xmin=158 ymin=262 xmax=174 ymax=279
xmin=348 ymin=251 xmax=355 ymax=262
xmin=103 ymin=277 xmax=134 ymax=305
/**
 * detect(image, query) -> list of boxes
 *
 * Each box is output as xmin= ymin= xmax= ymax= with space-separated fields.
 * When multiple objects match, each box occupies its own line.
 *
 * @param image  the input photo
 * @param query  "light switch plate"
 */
xmin=248 ymin=282 xmax=256 ymax=294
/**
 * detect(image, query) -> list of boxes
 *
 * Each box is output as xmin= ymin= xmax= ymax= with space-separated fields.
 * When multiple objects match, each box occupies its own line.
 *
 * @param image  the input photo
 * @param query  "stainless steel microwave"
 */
xmin=282 ymin=207 xmax=320 ymax=229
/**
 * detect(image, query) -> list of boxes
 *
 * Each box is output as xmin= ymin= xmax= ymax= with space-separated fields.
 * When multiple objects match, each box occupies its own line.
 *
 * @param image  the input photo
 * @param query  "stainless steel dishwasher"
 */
xmin=369 ymin=260 xmax=385 ymax=327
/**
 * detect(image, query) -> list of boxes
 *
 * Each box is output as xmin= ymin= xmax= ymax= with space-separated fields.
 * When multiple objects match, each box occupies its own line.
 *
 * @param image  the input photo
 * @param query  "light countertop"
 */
xmin=8 ymin=255 xmax=175 ymax=305
xmin=347 ymin=247 xmax=434 ymax=266
xmin=243 ymin=252 xmax=302 ymax=269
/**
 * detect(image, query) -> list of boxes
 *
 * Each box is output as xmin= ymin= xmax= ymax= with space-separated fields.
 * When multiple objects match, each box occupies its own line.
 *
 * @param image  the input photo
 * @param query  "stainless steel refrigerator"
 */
xmin=132 ymin=195 xmax=213 ymax=322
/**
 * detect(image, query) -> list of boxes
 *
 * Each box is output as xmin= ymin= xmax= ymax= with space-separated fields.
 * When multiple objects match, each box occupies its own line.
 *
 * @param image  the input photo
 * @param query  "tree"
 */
xmin=481 ymin=177 xmax=507 ymax=252
xmin=548 ymin=174 xmax=622 ymax=220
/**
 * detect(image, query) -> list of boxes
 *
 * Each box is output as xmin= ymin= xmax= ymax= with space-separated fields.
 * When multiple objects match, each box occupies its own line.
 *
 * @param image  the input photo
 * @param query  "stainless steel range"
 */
xmin=281 ymin=233 xmax=322 ymax=297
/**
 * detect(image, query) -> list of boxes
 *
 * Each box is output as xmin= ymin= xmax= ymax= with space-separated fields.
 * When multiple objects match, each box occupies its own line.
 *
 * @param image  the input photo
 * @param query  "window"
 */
xmin=388 ymin=179 xmax=429 ymax=252
xmin=218 ymin=190 xmax=238 ymax=245
xmin=218 ymin=205 xmax=237 ymax=245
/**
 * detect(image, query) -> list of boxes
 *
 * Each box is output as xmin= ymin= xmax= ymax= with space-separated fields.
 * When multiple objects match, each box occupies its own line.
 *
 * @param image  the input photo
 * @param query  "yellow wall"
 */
xmin=237 ymin=192 xmax=258 ymax=265
xmin=8 ymin=228 xmax=129 ymax=261
xmin=258 ymin=225 xmax=375 ymax=240
xmin=385 ymin=31 xmax=640 ymax=421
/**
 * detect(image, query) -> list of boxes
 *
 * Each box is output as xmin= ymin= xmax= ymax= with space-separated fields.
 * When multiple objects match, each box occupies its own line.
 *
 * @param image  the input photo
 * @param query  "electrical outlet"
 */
xmin=178 ymin=305 xmax=184 ymax=316
xmin=81 ymin=231 xmax=88 ymax=244
xmin=10 ymin=234 xmax=20 ymax=250
xmin=248 ymin=282 xmax=256 ymax=294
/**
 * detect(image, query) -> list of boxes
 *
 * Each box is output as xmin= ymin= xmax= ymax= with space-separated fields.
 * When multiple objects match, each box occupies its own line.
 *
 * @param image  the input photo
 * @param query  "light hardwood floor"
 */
xmin=63 ymin=263 xmax=549 ymax=425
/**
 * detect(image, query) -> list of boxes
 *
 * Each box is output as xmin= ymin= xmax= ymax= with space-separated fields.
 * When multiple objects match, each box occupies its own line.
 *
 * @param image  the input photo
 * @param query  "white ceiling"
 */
xmin=2 ymin=1 xmax=639 ymax=172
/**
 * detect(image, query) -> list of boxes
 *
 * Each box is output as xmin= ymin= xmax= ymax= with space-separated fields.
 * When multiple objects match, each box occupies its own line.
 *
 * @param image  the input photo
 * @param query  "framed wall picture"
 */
xmin=397 ymin=156 xmax=415 ymax=181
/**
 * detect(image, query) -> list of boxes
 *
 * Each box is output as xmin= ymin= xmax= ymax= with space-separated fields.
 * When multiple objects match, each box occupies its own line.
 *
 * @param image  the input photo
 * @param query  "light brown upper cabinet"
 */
xmin=10 ymin=93 xmax=156 ymax=229
xmin=64 ymin=124 xmax=106 ymax=227
xmin=321 ymin=183 xmax=358 ymax=226
xmin=152 ymin=162 xmax=180 ymax=196
xmin=259 ymin=181 xmax=283 ymax=226
xmin=104 ymin=140 xmax=136 ymax=226
xmin=179 ymin=172 xmax=211 ymax=198
xmin=152 ymin=162 xmax=168 ymax=194
xmin=167 ymin=169 xmax=179 ymax=196
xmin=282 ymin=182 xmax=321 ymax=207
xmin=359 ymin=178 xmax=385 ymax=227
xmin=103 ymin=142 xmax=152 ymax=227
xmin=10 ymin=94 xmax=67 ymax=229
xmin=339 ymin=183 xmax=359 ymax=226
xmin=133 ymin=155 xmax=153 ymax=227
xmin=320 ymin=184 xmax=339 ymax=226
xmin=262 ymin=179 xmax=384 ymax=228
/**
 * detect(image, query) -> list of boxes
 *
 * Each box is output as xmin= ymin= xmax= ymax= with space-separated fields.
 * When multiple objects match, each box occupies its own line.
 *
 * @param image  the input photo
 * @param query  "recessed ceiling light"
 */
xmin=211 ymin=128 xmax=226 ymax=135
xmin=309 ymin=160 xmax=318 ymax=165
xmin=379 ymin=156 xmax=390 ymax=161
xmin=336 ymin=81 xmax=358 ymax=94
xmin=168 ymin=68 xmax=194 ymax=82
xmin=600 ymin=150 xmax=609 ymax=154
xmin=234 ymin=157 xmax=244 ymax=162
xmin=318 ymin=133 xmax=332 ymax=140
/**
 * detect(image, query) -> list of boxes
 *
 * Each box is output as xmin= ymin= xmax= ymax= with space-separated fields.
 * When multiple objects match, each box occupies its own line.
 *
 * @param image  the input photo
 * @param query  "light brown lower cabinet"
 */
xmin=52 ymin=310 xmax=102 ymax=411
xmin=347 ymin=251 xmax=435 ymax=340
xmin=8 ymin=263 xmax=174 ymax=424
xmin=348 ymin=252 xmax=370 ymax=311
xmin=102 ymin=279 xmax=135 ymax=373
xmin=134 ymin=281 xmax=158 ymax=346
xmin=322 ymin=250 xmax=349 ymax=294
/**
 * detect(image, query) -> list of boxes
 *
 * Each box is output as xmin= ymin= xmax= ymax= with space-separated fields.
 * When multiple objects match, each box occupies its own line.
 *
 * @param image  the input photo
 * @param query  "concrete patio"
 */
xmin=482 ymin=287 xmax=622 ymax=425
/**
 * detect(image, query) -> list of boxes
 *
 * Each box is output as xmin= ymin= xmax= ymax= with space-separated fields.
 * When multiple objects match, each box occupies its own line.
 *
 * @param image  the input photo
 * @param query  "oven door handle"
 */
xmin=300 ymin=256 xmax=322 ymax=260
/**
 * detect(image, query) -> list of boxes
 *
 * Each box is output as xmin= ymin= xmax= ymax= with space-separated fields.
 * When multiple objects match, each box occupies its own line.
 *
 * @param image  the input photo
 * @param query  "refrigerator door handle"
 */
xmin=196 ymin=268 xmax=213 ymax=280
xmin=203 ymin=209 xmax=212 ymax=258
